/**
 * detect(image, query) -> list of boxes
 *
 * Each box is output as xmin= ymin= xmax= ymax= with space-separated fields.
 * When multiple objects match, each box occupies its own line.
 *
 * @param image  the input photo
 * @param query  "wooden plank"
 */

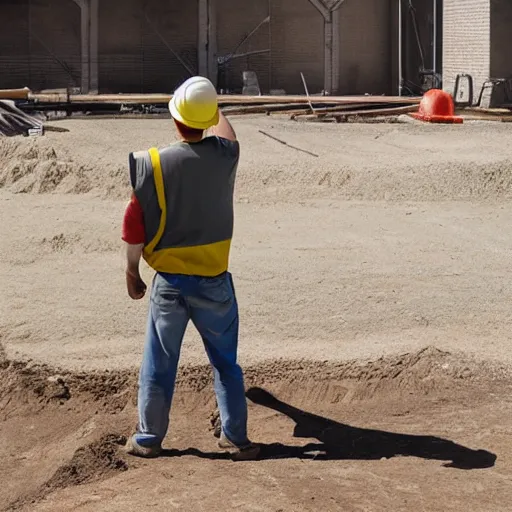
xmin=28 ymin=92 xmax=421 ymax=106
xmin=460 ymin=107 xmax=512 ymax=116
xmin=224 ymin=103 xmax=311 ymax=115
xmin=294 ymin=104 xmax=419 ymax=121
xmin=462 ymin=114 xmax=512 ymax=123
xmin=30 ymin=92 xmax=69 ymax=103
xmin=222 ymin=101 xmax=369 ymax=115
xmin=0 ymin=88 xmax=31 ymax=100
xmin=287 ymin=103 xmax=392 ymax=116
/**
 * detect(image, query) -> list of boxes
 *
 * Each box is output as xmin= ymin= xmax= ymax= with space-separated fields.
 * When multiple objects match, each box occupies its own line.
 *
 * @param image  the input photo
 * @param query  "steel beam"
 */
xmin=71 ymin=0 xmax=90 ymax=92
xmin=307 ymin=0 xmax=346 ymax=94
xmin=89 ymin=0 xmax=99 ymax=93
xmin=198 ymin=0 xmax=218 ymax=84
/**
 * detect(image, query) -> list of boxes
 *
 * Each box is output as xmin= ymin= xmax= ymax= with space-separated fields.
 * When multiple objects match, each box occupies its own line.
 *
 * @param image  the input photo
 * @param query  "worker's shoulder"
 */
xmin=160 ymin=137 xmax=239 ymax=159
xmin=202 ymin=135 xmax=240 ymax=156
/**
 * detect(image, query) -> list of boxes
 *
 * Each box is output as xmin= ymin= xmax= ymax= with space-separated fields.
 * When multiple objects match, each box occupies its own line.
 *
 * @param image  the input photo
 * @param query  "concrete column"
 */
xmin=307 ymin=0 xmax=345 ymax=94
xmin=308 ymin=0 xmax=329 ymax=19
xmin=207 ymin=0 xmax=218 ymax=87
xmin=198 ymin=0 xmax=218 ymax=85
xmin=198 ymin=0 xmax=208 ymax=77
xmin=89 ymin=0 xmax=99 ymax=92
xmin=80 ymin=0 xmax=90 ymax=93
xmin=324 ymin=12 xmax=333 ymax=94
xmin=330 ymin=1 xmax=344 ymax=94
xmin=331 ymin=8 xmax=341 ymax=94
xmin=71 ymin=0 xmax=90 ymax=93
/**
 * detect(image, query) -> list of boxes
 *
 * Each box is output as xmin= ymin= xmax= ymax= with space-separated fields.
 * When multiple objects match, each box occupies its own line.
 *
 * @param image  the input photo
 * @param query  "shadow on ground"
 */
xmin=162 ymin=387 xmax=496 ymax=470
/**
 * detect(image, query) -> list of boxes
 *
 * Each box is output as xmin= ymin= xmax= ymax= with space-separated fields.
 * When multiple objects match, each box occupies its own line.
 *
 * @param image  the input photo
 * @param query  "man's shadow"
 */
xmin=162 ymin=387 xmax=496 ymax=469
xmin=244 ymin=387 xmax=496 ymax=469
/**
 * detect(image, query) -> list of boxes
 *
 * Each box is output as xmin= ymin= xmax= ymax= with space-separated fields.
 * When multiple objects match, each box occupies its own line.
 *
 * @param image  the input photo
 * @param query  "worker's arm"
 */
xmin=125 ymin=243 xmax=146 ymax=300
xmin=208 ymin=110 xmax=237 ymax=142
xmin=122 ymin=194 xmax=147 ymax=300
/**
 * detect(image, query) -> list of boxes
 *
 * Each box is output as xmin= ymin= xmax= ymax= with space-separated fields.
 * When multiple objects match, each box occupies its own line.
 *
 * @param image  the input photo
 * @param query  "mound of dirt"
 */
xmin=0 ymin=138 xmax=130 ymax=197
xmin=2 ymin=118 xmax=512 ymax=202
xmin=0 ymin=355 xmax=136 ymax=416
xmin=6 ymin=434 xmax=128 ymax=511
xmin=45 ymin=434 xmax=128 ymax=490
xmin=1 ymin=345 xmax=507 ymax=421
xmin=0 ymin=140 xmax=92 ymax=194
xmin=1 ymin=344 xmax=511 ymax=511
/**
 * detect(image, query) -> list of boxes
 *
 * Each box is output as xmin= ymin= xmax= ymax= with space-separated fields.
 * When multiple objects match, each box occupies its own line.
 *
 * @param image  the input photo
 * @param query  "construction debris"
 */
xmin=258 ymin=130 xmax=319 ymax=157
xmin=300 ymin=72 xmax=316 ymax=114
xmin=0 ymin=100 xmax=44 ymax=136
xmin=26 ymin=91 xmax=421 ymax=106
xmin=12 ymin=84 xmax=511 ymax=125
xmin=18 ymin=89 xmax=422 ymax=123
xmin=293 ymin=104 xmax=420 ymax=123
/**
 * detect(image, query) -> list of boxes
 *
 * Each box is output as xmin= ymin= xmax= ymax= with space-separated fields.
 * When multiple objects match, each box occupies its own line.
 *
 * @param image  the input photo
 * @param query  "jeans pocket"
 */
xmin=197 ymin=274 xmax=232 ymax=304
xmin=151 ymin=274 xmax=180 ymax=308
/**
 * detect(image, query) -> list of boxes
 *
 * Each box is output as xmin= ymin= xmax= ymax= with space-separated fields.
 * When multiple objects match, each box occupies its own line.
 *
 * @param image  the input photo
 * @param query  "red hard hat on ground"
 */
xmin=411 ymin=89 xmax=463 ymax=124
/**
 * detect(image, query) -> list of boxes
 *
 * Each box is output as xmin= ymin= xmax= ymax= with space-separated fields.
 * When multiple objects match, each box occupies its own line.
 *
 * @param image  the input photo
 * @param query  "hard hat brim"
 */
xmin=169 ymin=96 xmax=219 ymax=130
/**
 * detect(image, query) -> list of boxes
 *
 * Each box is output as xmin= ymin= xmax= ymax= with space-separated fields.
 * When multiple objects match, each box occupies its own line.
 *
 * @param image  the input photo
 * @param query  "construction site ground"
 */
xmin=1 ymin=116 xmax=512 ymax=511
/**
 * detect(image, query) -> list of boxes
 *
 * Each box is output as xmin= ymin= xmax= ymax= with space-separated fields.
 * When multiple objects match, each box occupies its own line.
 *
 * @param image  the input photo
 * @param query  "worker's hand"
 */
xmin=126 ymin=270 xmax=147 ymax=300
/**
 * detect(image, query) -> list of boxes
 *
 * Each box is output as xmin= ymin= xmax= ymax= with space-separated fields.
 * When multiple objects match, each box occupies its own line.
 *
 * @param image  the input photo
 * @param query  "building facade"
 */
xmin=0 ymin=0 xmax=509 ymax=99
xmin=443 ymin=0 xmax=512 ymax=101
xmin=0 ymin=0 xmax=399 ymax=95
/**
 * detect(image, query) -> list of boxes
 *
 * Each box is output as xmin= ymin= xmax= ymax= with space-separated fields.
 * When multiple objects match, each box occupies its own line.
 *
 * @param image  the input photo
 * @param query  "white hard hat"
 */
xmin=169 ymin=76 xmax=219 ymax=130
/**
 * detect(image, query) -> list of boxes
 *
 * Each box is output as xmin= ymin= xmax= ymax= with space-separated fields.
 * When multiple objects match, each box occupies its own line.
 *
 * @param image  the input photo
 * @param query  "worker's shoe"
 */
xmin=125 ymin=434 xmax=162 ymax=459
xmin=218 ymin=432 xmax=260 ymax=461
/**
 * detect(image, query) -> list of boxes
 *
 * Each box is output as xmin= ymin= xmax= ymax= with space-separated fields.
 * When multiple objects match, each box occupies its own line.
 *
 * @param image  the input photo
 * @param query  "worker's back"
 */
xmin=130 ymin=136 xmax=239 ymax=276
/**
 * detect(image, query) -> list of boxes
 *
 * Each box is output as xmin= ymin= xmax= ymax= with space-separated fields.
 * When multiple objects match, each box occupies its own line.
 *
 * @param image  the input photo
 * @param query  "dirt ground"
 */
xmin=1 ymin=116 xmax=512 ymax=511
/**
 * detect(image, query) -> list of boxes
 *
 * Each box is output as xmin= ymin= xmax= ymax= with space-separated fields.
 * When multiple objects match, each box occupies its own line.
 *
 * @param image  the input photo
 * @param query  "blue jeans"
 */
xmin=135 ymin=272 xmax=249 ymax=447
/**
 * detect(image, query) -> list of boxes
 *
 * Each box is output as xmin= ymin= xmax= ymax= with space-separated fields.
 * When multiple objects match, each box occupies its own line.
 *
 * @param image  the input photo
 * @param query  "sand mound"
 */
xmin=2 ymin=119 xmax=512 ymax=202
xmin=0 ymin=138 xmax=130 ymax=197
xmin=0 ymin=140 xmax=92 ymax=194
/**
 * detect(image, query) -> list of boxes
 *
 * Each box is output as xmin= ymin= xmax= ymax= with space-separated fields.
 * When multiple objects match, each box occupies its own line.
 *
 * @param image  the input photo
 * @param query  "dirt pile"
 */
xmin=0 ymin=140 xmax=93 ymax=194
xmin=1 ymin=346 xmax=498 ymax=417
xmin=0 ymin=138 xmax=130 ymax=197
xmin=1 ymin=345 xmax=511 ymax=511
xmin=7 ymin=435 xmax=128 ymax=511
xmin=2 ymin=118 xmax=512 ymax=202
xmin=45 ymin=434 xmax=128 ymax=489
xmin=0 ymin=359 xmax=136 ymax=416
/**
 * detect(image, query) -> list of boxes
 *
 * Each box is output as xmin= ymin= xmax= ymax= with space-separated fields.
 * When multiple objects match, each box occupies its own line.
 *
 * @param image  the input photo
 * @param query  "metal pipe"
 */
xmin=398 ymin=0 xmax=403 ymax=96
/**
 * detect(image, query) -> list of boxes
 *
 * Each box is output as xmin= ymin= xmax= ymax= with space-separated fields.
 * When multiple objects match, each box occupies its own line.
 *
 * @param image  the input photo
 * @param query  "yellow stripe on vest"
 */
xmin=145 ymin=239 xmax=231 ymax=277
xmin=144 ymin=147 xmax=167 ymax=256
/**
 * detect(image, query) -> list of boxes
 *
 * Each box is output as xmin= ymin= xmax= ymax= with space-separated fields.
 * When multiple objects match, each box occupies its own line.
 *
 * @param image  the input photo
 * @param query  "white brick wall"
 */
xmin=443 ymin=0 xmax=491 ymax=103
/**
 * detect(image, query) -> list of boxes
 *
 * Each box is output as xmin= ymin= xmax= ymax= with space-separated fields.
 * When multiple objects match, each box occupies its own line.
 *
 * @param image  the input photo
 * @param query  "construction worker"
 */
xmin=122 ymin=76 xmax=259 ymax=461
